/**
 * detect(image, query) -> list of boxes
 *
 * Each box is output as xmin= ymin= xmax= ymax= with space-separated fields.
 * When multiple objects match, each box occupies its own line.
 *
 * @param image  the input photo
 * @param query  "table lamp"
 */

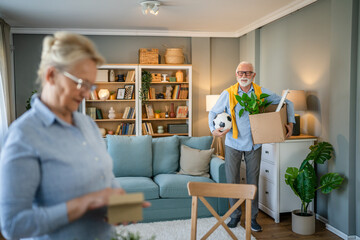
xmin=283 ymin=90 xmax=307 ymax=136
xmin=206 ymin=95 xmax=224 ymax=159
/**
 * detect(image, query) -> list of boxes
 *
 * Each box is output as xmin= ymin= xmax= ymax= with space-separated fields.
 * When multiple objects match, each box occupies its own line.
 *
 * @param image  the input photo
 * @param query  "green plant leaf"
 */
xmin=239 ymin=108 xmax=245 ymax=118
xmin=259 ymin=93 xmax=270 ymax=99
xmin=294 ymin=162 xmax=316 ymax=205
xmin=306 ymin=142 xmax=334 ymax=164
xmin=319 ymin=173 xmax=344 ymax=194
xmin=285 ymin=167 xmax=300 ymax=197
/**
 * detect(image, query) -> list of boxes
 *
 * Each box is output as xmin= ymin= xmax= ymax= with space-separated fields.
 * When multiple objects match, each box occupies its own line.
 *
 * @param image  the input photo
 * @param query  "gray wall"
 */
xmin=236 ymin=0 xmax=359 ymax=236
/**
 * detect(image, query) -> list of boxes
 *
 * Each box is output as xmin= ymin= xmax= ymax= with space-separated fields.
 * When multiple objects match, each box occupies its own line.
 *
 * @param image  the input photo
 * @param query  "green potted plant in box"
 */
xmin=285 ymin=141 xmax=344 ymax=235
xmin=139 ymin=70 xmax=152 ymax=104
xmin=235 ymin=92 xmax=272 ymax=117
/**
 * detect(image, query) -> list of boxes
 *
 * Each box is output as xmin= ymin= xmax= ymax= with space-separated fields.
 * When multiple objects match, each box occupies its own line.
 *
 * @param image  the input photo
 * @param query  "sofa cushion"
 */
xmin=178 ymin=144 xmax=214 ymax=178
xmin=152 ymin=136 xmax=179 ymax=175
xmin=178 ymin=136 xmax=213 ymax=150
xmin=154 ymin=174 xmax=214 ymax=198
xmin=107 ymin=135 xmax=152 ymax=177
xmin=114 ymin=177 xmax=159 ymax=200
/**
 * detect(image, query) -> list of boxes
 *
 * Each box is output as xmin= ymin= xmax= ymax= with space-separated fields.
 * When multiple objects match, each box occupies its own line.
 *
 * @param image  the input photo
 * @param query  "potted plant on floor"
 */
xmin=285 ymin=141 xmax=344 ymax=235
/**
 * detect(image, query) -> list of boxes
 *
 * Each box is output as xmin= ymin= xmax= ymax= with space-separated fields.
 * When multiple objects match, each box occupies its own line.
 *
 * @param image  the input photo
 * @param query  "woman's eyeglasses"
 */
xmin=63 ymin=72 xmax=97 ymax=92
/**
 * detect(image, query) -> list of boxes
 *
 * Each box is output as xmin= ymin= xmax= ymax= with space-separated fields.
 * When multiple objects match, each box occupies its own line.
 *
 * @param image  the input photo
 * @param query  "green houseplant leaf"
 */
xmin=285 ymin=141 xmax=344 ymax=214
xmin=139 ymin=71 xmax=152 ymax=104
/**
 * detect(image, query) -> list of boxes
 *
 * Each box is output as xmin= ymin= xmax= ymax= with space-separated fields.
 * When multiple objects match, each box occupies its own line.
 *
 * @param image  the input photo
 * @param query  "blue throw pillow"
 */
xmin=107 ymin=135 xmax=152 ymax=177
xmin=152 ymin=136 xmax=179 ymax=175
xmin=178 ymin=136 xmax=213 ymax=150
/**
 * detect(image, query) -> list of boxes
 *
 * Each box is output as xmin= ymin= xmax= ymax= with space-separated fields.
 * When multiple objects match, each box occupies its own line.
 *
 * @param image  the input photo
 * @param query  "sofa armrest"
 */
xmin=209 ymin=155 xmax=226 ymax=183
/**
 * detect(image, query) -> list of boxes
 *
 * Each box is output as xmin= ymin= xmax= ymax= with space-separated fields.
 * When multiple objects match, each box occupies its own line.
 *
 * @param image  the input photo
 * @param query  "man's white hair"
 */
xmin=235 ymin=61 xmax=255 ymax=74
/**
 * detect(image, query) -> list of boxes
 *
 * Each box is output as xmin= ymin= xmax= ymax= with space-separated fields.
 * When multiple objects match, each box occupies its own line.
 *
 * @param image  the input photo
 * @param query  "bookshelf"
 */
xmin=83 ymin=64 xmax=192 ymax=137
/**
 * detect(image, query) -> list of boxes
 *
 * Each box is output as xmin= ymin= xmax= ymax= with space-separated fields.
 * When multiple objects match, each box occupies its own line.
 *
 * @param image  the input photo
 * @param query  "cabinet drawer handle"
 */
xmin=265 ymin=191 xmax=269 ymax=194
xmin=265 ymin=170 xmax=269 ymax=173
xmin=265 ymin=151 xmax=269 ymax=154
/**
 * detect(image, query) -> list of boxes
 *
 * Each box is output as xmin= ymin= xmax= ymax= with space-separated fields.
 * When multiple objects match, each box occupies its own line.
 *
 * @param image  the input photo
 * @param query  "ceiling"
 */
xmin=0 ymin=0 xmax=317 ymax=37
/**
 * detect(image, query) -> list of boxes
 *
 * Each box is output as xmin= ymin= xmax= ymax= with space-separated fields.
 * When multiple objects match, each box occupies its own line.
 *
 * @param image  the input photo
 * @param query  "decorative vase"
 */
xmin=109 ymin=70 xmax=115 ymax=82
xmin=155 ymin=113 xmax=160 ymax=119
xmin=176 ymin=70 xmax=184 ymax=82
xmin=291 ymin=210 xmax=315 ymax=235
xmin=169 ymin=103 xmax=176 ymax=118
xmin=157 ymin=126 xmax=164 ymax=134
xmin=108 ymin=107 xmax=116 ymax=119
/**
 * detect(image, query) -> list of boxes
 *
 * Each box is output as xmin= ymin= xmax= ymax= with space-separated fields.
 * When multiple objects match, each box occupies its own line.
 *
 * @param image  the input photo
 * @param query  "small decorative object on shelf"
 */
xmin=169 ymin=77 xmax=176 ymax=82
xmin=108 ymin=107 xmax=116 ymax=119
xmin=156 ymin=93 xmax=164 ymax=99
xmin=117 ymin=74 xmax=125 ymax=82
xmin=108 ymin=130 xmax=114 ymax=135
xmin=109 ymin=92 xmax=116 ymax=100
xmin=99 ymin=128 xmax=106 ymax=137
xmin=154 ymin=110 xmax=161 ymax=119
xmin=109 ymin=70 xmax=116 ymax=82
xmin=157 ymin=125 xmax=164 ymax=134
xmin=165 ymin=105 xmax=169 ymax=118
xmin=162 ymin=74 xmax=168 ymax=82
xmin=165 ymin=86 xmax=173 ymax=99
xmin=176 ymin=70 xmax=184 ymax=82
xmin=169 ymin=103 xmax=176 ymax=118
xmin=98 ymin=89 xmax=110 ymax=100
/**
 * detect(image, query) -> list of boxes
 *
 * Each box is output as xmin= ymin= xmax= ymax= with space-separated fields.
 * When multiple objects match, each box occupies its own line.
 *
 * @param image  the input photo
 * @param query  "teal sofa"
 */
xmin=106 ymin=135 xmax=228 ymax=222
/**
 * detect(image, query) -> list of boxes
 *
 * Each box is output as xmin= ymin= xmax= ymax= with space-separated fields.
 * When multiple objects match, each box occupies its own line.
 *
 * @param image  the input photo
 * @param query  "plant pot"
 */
xmin=292 ymin=210 xmax=315 ymax=235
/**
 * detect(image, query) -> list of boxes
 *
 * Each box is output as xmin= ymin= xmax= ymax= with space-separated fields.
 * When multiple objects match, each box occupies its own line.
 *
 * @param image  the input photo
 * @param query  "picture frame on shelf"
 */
xmin=124 ymin=85 xmax=134 ymax=99
xmin=176 ymin=106 xmax=188 ymax=118
xmin=145 ymin=104 xmax=154 ymax=118
xmin=116 ymin=88 xmax=125 ymax=100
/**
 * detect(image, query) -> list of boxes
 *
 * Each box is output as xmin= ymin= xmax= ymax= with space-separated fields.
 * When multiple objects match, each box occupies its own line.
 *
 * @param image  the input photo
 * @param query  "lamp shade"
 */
xmin=283 ymin=90 xmax=307 ymax=111
xmin=206 ymin=95 xmax=220 ymax=112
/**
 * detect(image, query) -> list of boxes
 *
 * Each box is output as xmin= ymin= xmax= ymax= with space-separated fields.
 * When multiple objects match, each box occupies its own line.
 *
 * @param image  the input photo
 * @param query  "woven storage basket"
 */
xmin=139 ymin=48 xmax=159 ymax=64
xmin=165 ymin=48 xmax=184 ymax=64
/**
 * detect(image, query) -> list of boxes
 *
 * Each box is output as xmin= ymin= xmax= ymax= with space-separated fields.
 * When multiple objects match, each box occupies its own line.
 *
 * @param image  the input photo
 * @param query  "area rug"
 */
xmin=116 ymin=217 xmax=256 ymax=240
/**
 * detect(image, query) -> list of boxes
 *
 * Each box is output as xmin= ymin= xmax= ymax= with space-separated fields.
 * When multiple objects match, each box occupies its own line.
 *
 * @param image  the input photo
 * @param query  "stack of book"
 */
xmin=115 ymin=123 xmax=136 ymax=135
xmin=122 ymin=107 xmax=135 ymax=119
xmin=142 ymin=122 xmax=154 ymax=135
xmin=172 ymin=84 xmax=189 ymax=99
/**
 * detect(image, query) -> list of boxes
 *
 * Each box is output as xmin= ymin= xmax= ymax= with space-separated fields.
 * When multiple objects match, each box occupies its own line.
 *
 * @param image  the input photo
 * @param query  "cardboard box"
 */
xmin=96 ymin=69 xmax=108 ymax=82
xmin=107 ymin=193 xmax=144 ymax=224
xmin=249 ymin=104 xmax=287 ymax=144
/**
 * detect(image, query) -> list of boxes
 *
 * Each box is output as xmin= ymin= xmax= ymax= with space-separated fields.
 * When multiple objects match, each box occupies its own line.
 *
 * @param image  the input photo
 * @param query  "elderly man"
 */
xmin=208 ymin=61 xmax=295 ymax=231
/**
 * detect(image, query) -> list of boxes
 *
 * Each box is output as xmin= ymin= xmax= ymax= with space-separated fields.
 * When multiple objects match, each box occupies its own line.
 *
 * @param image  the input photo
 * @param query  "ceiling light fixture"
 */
xmin=140 ymin=1 xmax=161 ymax=15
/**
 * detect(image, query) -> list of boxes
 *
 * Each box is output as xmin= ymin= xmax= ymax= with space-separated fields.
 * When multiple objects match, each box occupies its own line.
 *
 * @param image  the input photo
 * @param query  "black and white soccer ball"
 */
xmin=213 ymin=112 xmax=232 ymax=132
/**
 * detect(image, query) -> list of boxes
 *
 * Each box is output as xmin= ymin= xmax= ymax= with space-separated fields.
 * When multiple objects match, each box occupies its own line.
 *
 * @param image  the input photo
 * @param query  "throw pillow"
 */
xmin=178 ymin=144 xmax=214 ymax=178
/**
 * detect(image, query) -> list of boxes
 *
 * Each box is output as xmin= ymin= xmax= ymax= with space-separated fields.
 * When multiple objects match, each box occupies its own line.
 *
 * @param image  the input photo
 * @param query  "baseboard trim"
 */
xmin=316 ymin=214 xmax=359 ymax=240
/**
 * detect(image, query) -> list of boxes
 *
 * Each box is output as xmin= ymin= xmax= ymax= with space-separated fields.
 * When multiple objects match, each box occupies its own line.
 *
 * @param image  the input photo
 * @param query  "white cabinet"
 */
xmin=258 ymin=136 xmax=316 ymax=223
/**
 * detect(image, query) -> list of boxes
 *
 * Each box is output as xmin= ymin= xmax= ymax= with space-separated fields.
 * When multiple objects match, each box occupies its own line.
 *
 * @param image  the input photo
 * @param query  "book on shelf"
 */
xmin=96 ymin=108 xmax=103 ymax=119
xmin=90 ymin=90 xmax=99 ymax=100
xmin=122 ymin=107 xmax=130 ymax=119
xmin=115 ymin=124 xmax=121 ymax=135
xmin=86 ymin=107 xmax=96 ymax=120
xmin=150 ymin=88 xmax=156 ymax=99
xmin=176 ymin=106 xmax=188 ymax=118
xmin=142 ymin=123 xmax=147 ymax=135
xmin=145 ymin=104 xmax=154 ymax=118
xmin=147 ymin=122 xmax=154 ymax=135
xmin=179 ymin=84 xmax=189 ymax=99
xmin=125 ymin=71 xmax=135 ymax=82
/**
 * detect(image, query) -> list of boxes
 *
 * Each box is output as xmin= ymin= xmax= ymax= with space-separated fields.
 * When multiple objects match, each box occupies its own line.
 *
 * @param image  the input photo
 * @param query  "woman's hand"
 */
xmin=67 ymin=188 xmax=125 ymax=222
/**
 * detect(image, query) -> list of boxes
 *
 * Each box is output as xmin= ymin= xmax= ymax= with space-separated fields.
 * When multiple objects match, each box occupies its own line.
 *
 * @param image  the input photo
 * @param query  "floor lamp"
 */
xmin=206 ymin=95 xmax=225 ymax=160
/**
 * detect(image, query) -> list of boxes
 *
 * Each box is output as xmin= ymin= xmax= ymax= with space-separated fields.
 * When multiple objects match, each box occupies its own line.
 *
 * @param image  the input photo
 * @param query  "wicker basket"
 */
xmin=139 ymin=48 xmax=159 ymax=64
xmin=165 ymin=48 xmax=184 ymax=64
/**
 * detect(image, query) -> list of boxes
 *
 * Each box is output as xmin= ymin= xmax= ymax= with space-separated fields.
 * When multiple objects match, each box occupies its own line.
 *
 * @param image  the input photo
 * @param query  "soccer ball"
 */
xmin=213 ymin=112 xmax=232 ymax=132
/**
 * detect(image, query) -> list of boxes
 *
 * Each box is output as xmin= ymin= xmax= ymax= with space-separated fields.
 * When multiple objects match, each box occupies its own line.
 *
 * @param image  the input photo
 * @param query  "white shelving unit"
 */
xmin=83 ymin=64 xmax=192 ymax=137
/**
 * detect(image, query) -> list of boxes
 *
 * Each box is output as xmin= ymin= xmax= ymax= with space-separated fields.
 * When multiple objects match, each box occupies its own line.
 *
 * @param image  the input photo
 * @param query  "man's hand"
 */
xmin=212 ymin=128 xmax=230 ymax=137
xmin=285 ymin=122 xmax=293 ymax=138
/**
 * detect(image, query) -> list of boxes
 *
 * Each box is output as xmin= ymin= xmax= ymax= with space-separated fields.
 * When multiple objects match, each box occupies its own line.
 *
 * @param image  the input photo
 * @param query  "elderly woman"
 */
xmin=0 ymin=32 xmax=136 ymax=240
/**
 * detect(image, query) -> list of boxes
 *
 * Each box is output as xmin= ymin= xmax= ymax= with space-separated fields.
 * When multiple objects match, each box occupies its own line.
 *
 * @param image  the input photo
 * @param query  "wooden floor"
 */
xmin=247 ymin=210 xmax=342 ymax=240
xmin=0 ymin=210 xmax=342 ymax=240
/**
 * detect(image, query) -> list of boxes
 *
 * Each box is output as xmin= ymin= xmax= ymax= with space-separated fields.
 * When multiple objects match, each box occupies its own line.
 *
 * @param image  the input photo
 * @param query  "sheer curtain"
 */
xmin=0 ymin=19 xmax=13 ymax=151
